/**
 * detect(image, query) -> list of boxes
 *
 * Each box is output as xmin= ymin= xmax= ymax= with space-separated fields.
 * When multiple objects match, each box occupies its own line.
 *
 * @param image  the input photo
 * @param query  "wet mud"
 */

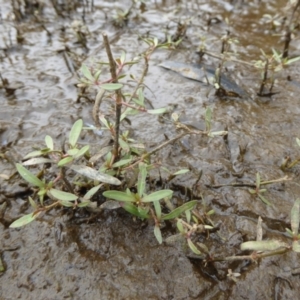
xmin=1 ymin=0 xmax=300 ymax=299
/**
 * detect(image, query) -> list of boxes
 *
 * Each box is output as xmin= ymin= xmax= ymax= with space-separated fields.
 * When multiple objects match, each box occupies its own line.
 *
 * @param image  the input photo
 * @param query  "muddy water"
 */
xmin=1 ymin=0 xmax=300 ymax=299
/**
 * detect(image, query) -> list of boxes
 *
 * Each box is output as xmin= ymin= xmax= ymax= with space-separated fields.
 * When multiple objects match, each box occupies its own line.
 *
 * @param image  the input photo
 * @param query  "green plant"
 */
xmin=248 ymin=172 xmax=271 ymax=205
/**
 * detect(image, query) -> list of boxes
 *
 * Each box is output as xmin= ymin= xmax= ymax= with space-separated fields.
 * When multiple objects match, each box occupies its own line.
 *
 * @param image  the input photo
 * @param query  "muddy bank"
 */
xmin=1 ymin=0 xmax=300 ymax=299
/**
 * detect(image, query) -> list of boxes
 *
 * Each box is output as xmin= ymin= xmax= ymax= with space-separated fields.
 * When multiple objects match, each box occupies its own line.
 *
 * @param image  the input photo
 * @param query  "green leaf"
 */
xmin=9 ymin=212 xmax=41 ymax=228
xmin=49 ymin=189 xmax=78 ymax=201
xmin=291 ymin=198 xmax=300 ymax=235
xmin=187 ymin=239 xmax=202 ymax=255
xmin=292 ymin=241 xmax=300 ymax=253
xmin=103 ymin=191 xmax=136 ymax=202
xmin=16 ymin=163 xmax=45 ymax=188
xmin=68 ymin=149 xmax=79 ymax=156
xmin=296 ymin=138 xmax=300 ymax=148
xmin=240 ymin=240 xmax=289 ymax=251
xmin=59 ymin=200 xmax=74 ymax=207
xmin=24 ymin=150 xmax=45 ymax=159
xmin=118 ymin=138 xmax=130 ymax=153
xmin=173 ymin=169 xmax=189 ymax=176
xmin=23 ymin=158 xmax=53 ymax=166
xmin=147 ymin=108 xmax=168 ymax=114
xmin=101 ymin=83 xmax=123 ymax=91
xmin=142 ymin=190 xmax=173 ymax=203
xmin=69 ymin=119 xmax=83 ymax=148
xmin=185 ymin=209 xmax=191 ymax=223
xmin=112 ymin=157 xmax=132 ymax=168
xmin=98 ymin=200 xmax=120 ymax=210
xmin=176 ymin=220 xmax=185 ymax=233
xmin=28 ymin=196 xmax=37 ymax=209
xmin=83 ymin=184 xmax=102 ymax=201
xmin=286 ymin=56 xmax=300 ymax=65
xmin=258 ymin=194 xmax=271 ymax=206
xmin=248 ymin=189 xmax=256 ymax=194
xmin=154 ymin=200 xmax=162 ymax=219
xmin=77 ymin=201 xmax=91 ymax=208
xmin=73 ymin=145 xmax=90 ymax=159
xmin=81 ymin=64 xmax=94 ymax=81
xmin=205 ymin=107 xmax=212 ymax=131
xmin=122 ymin=202 xmax=149 ymax=218
xmin=208 ymin=131 xmax=228 ymax=137
xmin=70 ymin=165 xmax=121 ymax=185
xmin=45 ymin=135 xmax=54 ymax=150
xmin=154 ymin=225 xmax=163 ymax=244
xmin=58 ymin=156 xmax=73 ymax=167
xmin=256 ymin=172 xmax=261 ymax=188
xmin=162 ymin=200 xmax=197 ymax=220
xmin=137 ymin=163 xmax=147 ymax=197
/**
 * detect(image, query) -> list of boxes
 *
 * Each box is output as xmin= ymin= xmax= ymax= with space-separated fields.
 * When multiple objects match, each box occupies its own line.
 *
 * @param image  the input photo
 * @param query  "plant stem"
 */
xmin=102 ymin=32 xmax=122 ymax=162
xmin=258 ymin=58 xmax=269 ymax=96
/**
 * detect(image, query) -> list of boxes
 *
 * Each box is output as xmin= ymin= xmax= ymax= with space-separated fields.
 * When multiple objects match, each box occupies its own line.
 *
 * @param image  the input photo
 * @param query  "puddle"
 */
xmin=1 ymin=0 xmax=300 ymax=299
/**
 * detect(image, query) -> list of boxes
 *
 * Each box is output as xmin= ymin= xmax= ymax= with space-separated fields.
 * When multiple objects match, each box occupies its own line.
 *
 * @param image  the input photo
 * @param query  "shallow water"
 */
xmin=1 ymin=0 xmax=300 ymax=299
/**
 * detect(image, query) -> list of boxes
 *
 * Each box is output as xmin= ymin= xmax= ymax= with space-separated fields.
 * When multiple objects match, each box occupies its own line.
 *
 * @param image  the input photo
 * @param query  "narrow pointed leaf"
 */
xmin=101 ymin=83 xmax=123 ymax=91
xmin=60 ymin=200 xmax=75 ymax=207
xmin=23 ymin=158 xmax=52 ymax=166
xmin=240 ymin=240 xmax=289 ymax=252
xmin=162 ymin=200 xmax=197 ymax=220
xmin=24 ymin=150 xmax=45 ymax=159
xmin=142 ymin=190 xmax=173 ymax=203
xmin=81 ymin=64 xmax=94 ymax=81
xmin=112 ymin=157 xmax=132 ymax=168
xmin=154 ymin=200 xmax=162 ymax=219
xmin=49 ymin=189 xmax=78 ymax=201
xmin=83 ymin=184 xmax=102 ymax=201
xmin=296 ymin=138 xmax=300 ymax=148
xmin=258 ymin=194 xmax=271 ymax=206
xmin=137 ymin=163 xmax=147 ymax=197
xmin=16 ymin=163 xmax=45 ymax=188
xmin=173 ymin=169 xmax=189 ymax=176
xmin=103 ymin=191 xmax=136 ymax=202
xmin=99 ymin=200 xmax=121 ymax=210
xmin=69 ymin=119 xmax=83 ymax=148
xmin=45 ymin=135 xmax=54 ymax=150
xmin=291 ymin=198 xmax=300 ymax=235
xmin=58 ymin=156 xmax=73 ymax=167
xmin=147 ymin=108 xmax=168 ymax=114
xmin=70 ymin=165 xmax=121 ymax=185
xmin=292 ymin=241 xmax=300 ymax=253
xmin=154 ymin=225 xmax=163 ymax=244
xmin=73 ymin=145 xmax=89 ymax=159
xmin=28 ymin=196 xmax=37 ymax=209
xmin=187 ymin=239 xmax=202 ymax=255
xmin=9 ymin=212 xmax=41 ymax=228
xmin=122 ymin=202 xmax=149 ymax=218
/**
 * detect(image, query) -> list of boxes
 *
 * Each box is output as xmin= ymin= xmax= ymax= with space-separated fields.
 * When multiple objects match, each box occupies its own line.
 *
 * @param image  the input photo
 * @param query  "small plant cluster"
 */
xmin=7 ymin=0 xmax=300 ymax=276
xmin=9 ymin=33 xmax=226 ymax=256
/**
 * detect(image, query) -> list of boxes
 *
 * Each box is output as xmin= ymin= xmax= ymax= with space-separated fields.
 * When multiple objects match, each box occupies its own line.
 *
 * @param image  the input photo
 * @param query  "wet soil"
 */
xmin=1 ymin=0 xmax=300 ymax=299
